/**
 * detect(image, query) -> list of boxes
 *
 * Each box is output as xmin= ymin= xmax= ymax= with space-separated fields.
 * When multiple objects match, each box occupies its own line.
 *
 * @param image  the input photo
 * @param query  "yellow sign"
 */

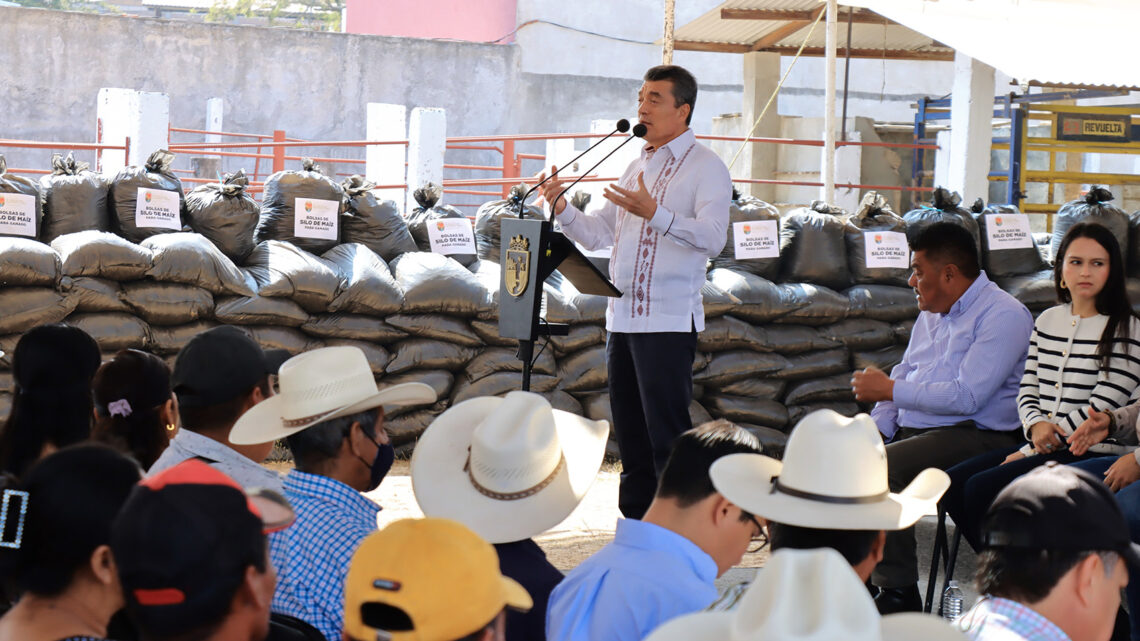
xmin=505 ymin=235 xmax=531 ymax=297
xmin=1082 ymin=120 xmax=1126 ymax=136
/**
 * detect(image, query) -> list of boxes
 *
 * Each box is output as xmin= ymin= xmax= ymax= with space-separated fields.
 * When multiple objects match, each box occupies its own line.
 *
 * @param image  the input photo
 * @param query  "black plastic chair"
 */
xmin=924 ymin=503 xmax=964 ymax=615
xmin=269 ymin=612 xmax=326 ymax=641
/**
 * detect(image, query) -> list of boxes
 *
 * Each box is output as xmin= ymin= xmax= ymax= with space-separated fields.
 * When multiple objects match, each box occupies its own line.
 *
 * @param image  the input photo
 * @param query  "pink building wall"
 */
xmin=345 ymin=0 xmax=518 ymax=43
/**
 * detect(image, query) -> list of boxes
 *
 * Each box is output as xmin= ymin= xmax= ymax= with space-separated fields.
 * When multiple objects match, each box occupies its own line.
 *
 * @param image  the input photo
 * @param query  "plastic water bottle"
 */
xmin=941 ymin=581 xmax=964 ymax=621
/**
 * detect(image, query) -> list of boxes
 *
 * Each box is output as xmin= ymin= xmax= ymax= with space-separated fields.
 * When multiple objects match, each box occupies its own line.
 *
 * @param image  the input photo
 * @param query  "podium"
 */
xmin=499 ymin=216 xmax=621 ymax=391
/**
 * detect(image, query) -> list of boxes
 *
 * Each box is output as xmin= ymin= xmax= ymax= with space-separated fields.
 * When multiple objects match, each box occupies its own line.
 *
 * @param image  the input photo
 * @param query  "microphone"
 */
xmin=552 ymin=123 xmax=647 ymax=212
xmin=519 ymin=119 xmax=630 ymax=220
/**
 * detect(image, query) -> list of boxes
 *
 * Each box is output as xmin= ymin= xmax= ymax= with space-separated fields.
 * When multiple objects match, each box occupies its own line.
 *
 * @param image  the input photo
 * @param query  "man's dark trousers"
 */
xmin=607 ymin=329 xmax=697 ymax=520
xmin=871 ymin=423 xmax=1022 ymax=589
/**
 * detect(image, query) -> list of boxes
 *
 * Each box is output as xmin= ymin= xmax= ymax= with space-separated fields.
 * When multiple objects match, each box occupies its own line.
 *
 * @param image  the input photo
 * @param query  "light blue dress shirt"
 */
xmin=871 ymin=272 xmax=1034 ymax=440
xmin=545 ymin=518 xmax=719 ymax=641
xmin=269 ymin=470 xmax=379 ymax=641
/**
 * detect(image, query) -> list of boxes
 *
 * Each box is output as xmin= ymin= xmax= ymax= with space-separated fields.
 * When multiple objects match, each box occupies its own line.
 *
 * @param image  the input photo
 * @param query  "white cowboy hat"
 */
xmin=645 ymin=548 xmax=966 ymax=641
xmin=229 ymin=346 xmax=437 ymax=445
xmin=711 ymin=410 xmax=949 ymax=530
xmin=411 ymin=390 xmax=609 ymax=544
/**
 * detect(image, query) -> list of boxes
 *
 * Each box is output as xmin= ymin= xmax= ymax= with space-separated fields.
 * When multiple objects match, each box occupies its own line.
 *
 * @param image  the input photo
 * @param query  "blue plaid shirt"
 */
xmin=957 ymin=596 xmax=1072 ymax=641
xmin=270 ymin=470 xmax=380 ymax=641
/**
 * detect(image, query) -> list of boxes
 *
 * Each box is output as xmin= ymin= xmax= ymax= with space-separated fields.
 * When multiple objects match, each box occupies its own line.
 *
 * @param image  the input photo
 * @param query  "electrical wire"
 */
xmin=489 ymin=19 xmax=656 ymax=45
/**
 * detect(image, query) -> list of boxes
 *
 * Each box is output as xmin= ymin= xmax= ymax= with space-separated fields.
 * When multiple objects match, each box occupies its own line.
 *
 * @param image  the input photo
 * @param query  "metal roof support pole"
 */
xmin=662 ymin=0 xmax=675 ymax=64
xmin=821 ymin=0 xmax=838 ymax=204
xmin=948 ymin=52 xmax=996 ymax=202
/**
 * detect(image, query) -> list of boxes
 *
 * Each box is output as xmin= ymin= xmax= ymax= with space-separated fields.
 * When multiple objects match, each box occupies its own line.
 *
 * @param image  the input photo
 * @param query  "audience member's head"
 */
xmin=343 ymin=518 xmax=531 ymax=641
xmin=711 ymin=410 xmax=949 ymax=582
xmin=111 ymin=460 xmax=294 ymax=641
xmin=0 ymin=323 xmax=101 ymax=478
xmin=641 ymin=419 xmax=764 ymax=577
xmin=229 ymin=346 xmax=435 ymax=493
xmin=644 ymin=548 xmax=965 ymax=641
xmin=908 ymin=222 xmax=982 ymax=313
xmin=92 ymin=349 xmax=178 ymax=470
xmin=968 ymin=463 xmax=1137 ymax=641
xmin=411 ymin=391 xmax=608 ymax=543
xmin=0 ymin=445 xmax=141 ymax=639
xmin=172 ymin=326 xmax=284 ymax=463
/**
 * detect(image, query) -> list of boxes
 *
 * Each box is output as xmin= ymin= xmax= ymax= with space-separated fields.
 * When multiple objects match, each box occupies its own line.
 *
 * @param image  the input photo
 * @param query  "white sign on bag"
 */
xmin=0 ymin=193 xmax=37 ymax=237
xmin=293 ymin=197 xmax=339 ymax=240
xmin=427 ymin=218 xmax=477 ymax=255
xmin=733 ymin=220 xmax=779 ymax=259
xmin=985 ymin=213 xmax=1035 ymax=250
xmin=135 ymin=188 xmax=181 ymax=230
xmin=864 ymin=231 xmax=910 ymax=269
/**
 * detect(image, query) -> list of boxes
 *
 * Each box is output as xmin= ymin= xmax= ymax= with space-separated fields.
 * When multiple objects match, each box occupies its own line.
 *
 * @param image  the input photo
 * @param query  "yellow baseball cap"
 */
xmin=344 ymin=518 xmax=533 ymax=641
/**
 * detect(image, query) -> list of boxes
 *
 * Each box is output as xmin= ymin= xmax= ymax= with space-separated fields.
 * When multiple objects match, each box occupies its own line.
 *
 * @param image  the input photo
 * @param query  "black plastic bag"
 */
xmin=845 ymin=192 xmax=909 ymax=286
xmin=707 ymin=268 xmax=809 ymax=323
xmin=391 ymin=251 xmax=492 ymax=317
xmin=464 ymin=346 xmax=556 ymax=382
xmin=62 ymin=276 xmax=128 ymax=313
xmin=1128 ymin=212 xmax=1140 ymax=278
xmin=702 ymin=395 xmax=788 ymax=429
xmin=150 ymin=321 xmax=220 ymax=355
xmin=322 ymin=244 xmax=404 ymax=316
xmin=386 ymin=314 xmax=481 ymax=347
xmin=716 ymin=378 xmax=786 ymax=399
xmin=709 ymin=190 xmax=782 ymax=279
xmin=243 ymin=240 xmax=344 ymax=313
xmin=543 ymin=390 xmax=584 ymax=415
xmin=556 ymin=346 xmax=608 ymax=393
xmin=380 ymin=370 xmax=455 ymax=406
xmin=778 ymin=201 xmax=849 ymax=289
xmin=406 ymin=183 xmax=476 ymax=267
xmin=39 ymin=153 xmax=111 ymax=243
xmin=902 ymin=187 xmax=980 ymax=255
xmin=0 ymin=287 xmax=78 ymax=334
xmin=240 ymin=326 xmax=323 ymax=355
xmin=143 ymin=232 xmax=255 ymax=296
xmin=996 ymin=269 xmax=1055 ymax=312
xmin=772 ymin=283 xmax=849 ymax=326
xmin=214 ymin=295 xmax=310 ymax=327
xmin=256 ymin=159 xmax=345 ymax=255
xmin=845 ymin=284 xmax=919 ymax=322
xmin=545 ymin=278 xmax=607 ymax=325
xmin=386 ymin=339 xmax=480 ymax=374
xmin=760 ymin=325 xmax=841 ymax=355
xmin=51 ymin=230 xmax=154 ymax=281
xmin=475 ymin=184 xmax=542 ymax=263
xmin=0 ymin=238 xmax=61 ymax=287
xmin=548 ymin=324 xmax=606 ymax=355
xmin=697 ymin=315 xmax=769 ymax=353
xmin=471 ymin=319 xmax=518 ymax=347
xmin=66 ymin=312 xmax=150 ymax=352
xmin=0 ymin=155 xmax=43 ymax=239
xmin=975 ymin=202 xmax=1048 ymax=278
xmin=1052 ymin=187 xmax=1129 ymax=264
xmin=701 ymin=279 xmax=742 ymax=319
xmin=852 ymin=345 xmax=907 ymax=372
xmin=694 ymin=350 xmax=790 ymax=386
xmin=300 ymin=314 xmax=407 ymax=343
xmin=185 ymin=170 xmax=260 ymax=264
xmin=109 ymin=150 xmax=186 ymax=244
xmin=784 ymin=374 xmax=856 ymax=406
xmin=451 ymin=371 xmax=559 ymax=405
xmin=773 ymin=348 xmax=849 ymax=380
xmin=340 ymin=175 xmax=418 ymax=262
xmin=820 ymin=319 xmax=895 ymax=351
xmin=323 ymin=339 xmax=392 ymax=375
xmin=120 ymin=282 xmax=214 ymax=326
xmin=787 ymin=402 xmax=861 ymax=426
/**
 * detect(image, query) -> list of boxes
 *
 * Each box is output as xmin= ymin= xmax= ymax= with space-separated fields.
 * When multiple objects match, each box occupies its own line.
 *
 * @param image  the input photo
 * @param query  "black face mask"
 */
xmin=357 ymin=431 xmax=395 ymax=492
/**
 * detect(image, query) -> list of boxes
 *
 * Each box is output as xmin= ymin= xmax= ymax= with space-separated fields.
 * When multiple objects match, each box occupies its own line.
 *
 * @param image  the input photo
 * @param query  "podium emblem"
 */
xmin=506 ymin=235 xmax=531 ymax=297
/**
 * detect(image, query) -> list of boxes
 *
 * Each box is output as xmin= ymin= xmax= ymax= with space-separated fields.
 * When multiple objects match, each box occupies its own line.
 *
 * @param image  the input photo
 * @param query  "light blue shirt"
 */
xmin=957 ymin=596 xmax=1072 ymax=641
xmin=545 ymin=519 xmax=718 ymax=641
xmin=270 ymin=470 xmax=379 ymax=641
xmin=871 ymin=272 xmax=1033 ymax=440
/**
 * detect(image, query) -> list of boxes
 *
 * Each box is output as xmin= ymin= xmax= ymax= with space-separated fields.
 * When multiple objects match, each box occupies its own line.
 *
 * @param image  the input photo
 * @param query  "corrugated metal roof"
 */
xmin=674 ymin=0 xmax=952 ymax=59
xmin=844 ymin=0 xmax=1140 ymax=89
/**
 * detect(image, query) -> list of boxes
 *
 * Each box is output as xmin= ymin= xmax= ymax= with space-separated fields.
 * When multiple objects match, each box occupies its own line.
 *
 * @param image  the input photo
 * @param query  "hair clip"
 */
xmin=108 ymin=399 xmax=133 ymax=418
xmin=0 ymin=488 xmax=29 ymax=549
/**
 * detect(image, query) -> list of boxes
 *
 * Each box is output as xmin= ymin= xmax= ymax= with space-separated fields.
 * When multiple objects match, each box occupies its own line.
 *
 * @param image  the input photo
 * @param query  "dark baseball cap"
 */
xmin=111 ymin=460 xmax=294 ymax=638
xmin=172 ymin=326 xmax=288 ymax=408
xmin=982 ymin=462 xmax=1140 ymax=570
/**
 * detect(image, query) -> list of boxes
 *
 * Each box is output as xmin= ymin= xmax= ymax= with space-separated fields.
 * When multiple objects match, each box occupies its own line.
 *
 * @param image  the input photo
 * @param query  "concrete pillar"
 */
xmin=948 ymin=53 xmax=995 ymax=202
xmin=821 ymin=0 xmax=839 ymax=204
xmin=405 ymin=107 xmax=446 ymax=214
xmin=96 ymin=88 xmax=169 ymax=174
xmin=741 ymin=52 xmax=781 ymax=202
xmin=206 ymin=98 xmax=223 ymax=144
xmin=366 ymin=103 xmax=408 ymax=204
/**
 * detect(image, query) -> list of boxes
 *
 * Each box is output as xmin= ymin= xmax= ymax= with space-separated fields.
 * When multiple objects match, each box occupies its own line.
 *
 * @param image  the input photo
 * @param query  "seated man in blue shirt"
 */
xmin=851 ymin=222 xmax=1034 ymax=614
xmin=545 ymin=419 xmax=764 ymax=641
xmin=228 ymin=345 xmax=437 ymax=641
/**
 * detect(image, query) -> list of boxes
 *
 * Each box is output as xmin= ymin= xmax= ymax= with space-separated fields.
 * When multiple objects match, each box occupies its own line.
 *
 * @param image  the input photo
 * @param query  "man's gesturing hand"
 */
xmin=851 ymin=366 xmax=894 ymax=403
xmin=603 ymin=172 xmax=657 ymax=220
xmin=536 ymin=165 xmax=567 ymax=216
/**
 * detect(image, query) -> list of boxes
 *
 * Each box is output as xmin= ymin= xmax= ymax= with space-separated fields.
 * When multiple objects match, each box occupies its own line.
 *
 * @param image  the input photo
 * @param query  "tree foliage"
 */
xmin=206 ymin=0 xmax=343 ymax=30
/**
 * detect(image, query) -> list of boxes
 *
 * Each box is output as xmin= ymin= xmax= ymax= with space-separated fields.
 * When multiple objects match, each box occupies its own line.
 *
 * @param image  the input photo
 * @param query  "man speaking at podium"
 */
xmin=538 ymin=65 xmax=731 ymax=519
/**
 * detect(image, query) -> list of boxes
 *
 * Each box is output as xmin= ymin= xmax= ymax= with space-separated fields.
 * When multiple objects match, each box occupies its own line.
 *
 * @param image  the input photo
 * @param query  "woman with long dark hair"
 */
xmin=91 ymin=349 xmax=178 ymax=470
xmin=943 ymin=222 xmax=1140 ymax=549
xmin=0 ymin=324 xmax=101 ymax=479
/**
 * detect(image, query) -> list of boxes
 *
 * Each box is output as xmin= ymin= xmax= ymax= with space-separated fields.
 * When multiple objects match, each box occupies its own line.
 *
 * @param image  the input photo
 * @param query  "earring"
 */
xmin=166 ymin=424 xmax=176 ymax=432
xmin=1060 ymin=279 xmax=1067 ymax=289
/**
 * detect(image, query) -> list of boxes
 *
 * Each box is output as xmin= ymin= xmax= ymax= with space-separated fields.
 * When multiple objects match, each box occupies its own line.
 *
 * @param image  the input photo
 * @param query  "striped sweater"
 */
xmin=1017 ymin=304 xmax=1140 ymax=456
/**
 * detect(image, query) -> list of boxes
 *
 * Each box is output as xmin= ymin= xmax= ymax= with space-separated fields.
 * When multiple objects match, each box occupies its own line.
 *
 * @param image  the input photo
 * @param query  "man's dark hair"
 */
xmin=911 ymin=222 xmax=981 ymax=279
xmin=177 ymin=377 xmax=270 ymax=433
xmin=768 ymin=522 xmax=880 ymax=567
xmin=655 ymin=419 xmax=762 ymax=506
xmin=286 ymin=408 xmax=379 ymax=473
xmin=976 ymin=548 xmax=1118 ymax=604
xmin=644 ymin=65 xmax=698 ymax=125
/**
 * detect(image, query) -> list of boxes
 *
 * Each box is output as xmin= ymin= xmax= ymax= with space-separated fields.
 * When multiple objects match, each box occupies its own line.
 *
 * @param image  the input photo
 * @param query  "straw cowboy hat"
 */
xmin=711 ymin=410 xmax=949 ymax=530
xmin=229 ymin=346 xmax=437 ymax=444
xmin=411 ymin=391 xmax=609 ymax=544
xmin=645 ymin=548 xmax=966 ymax=641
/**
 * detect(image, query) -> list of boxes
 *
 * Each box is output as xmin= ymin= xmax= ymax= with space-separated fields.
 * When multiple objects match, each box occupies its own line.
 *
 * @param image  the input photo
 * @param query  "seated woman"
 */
xmin=0 ymin=324 xmax=101 ymax=479
xmin=0 ymin=444 xmax=142 ymax=641
xmin=91 ymin=349 xmax=178 ymax=470
xmin=944 ymin=222 xmax=1140 ymax=549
